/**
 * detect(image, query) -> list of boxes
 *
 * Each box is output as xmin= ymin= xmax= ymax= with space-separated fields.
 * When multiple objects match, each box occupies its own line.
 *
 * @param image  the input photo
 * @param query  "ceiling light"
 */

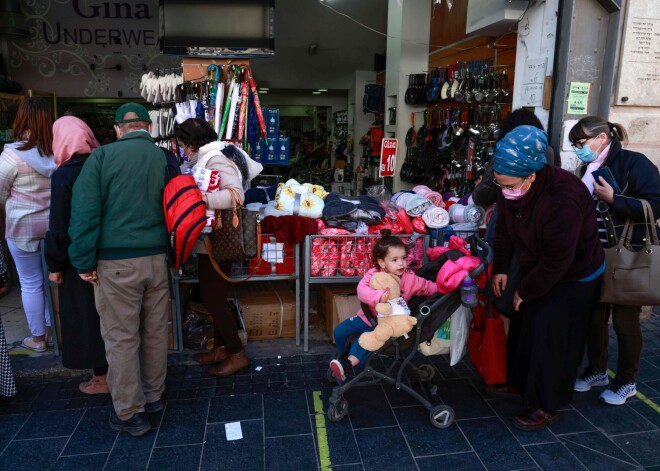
xmin=318 ymin=89 xmax=327 ymax=92
xmin=259 ymin=90 xmax=268 ymax=94
xmin=312 ymin=91 xmax=321 ymax=95
xmin=260 ymin=87 xmax=269 ymax=91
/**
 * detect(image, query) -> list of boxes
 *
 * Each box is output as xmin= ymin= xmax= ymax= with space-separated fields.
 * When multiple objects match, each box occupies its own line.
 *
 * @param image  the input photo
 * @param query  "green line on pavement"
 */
xmin=313 ymin=391 xmax=332 ymax=471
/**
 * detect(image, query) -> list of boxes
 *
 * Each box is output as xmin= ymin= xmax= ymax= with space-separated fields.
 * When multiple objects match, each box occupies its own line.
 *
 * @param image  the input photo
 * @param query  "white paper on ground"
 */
xmin=225 ymin=421 xmax=243 ymax=441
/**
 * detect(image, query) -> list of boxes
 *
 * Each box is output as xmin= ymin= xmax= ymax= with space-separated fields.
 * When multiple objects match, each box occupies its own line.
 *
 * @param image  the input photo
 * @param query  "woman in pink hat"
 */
xmin=45 ymin=116 xmax=109 ymax=395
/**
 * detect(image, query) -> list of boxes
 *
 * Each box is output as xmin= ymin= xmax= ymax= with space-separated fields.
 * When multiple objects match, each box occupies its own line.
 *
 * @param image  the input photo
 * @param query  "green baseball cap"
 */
xmin=114 ymin=103 xmax=152 ymax=124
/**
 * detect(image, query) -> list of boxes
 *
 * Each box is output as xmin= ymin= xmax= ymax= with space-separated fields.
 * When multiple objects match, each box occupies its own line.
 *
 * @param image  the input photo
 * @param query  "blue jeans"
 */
xmin=333 ymin=315 xmax=372 ymax=364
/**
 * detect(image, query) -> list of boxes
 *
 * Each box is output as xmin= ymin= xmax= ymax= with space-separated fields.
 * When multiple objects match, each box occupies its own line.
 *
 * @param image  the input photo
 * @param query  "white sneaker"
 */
xmin=574 ymin=370 xmax=609 ymax=392
xmin=600 ymin=380 xmax=637 ymax=405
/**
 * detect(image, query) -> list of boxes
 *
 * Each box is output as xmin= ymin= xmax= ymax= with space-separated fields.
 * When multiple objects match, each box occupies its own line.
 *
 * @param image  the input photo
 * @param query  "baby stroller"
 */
xmin=326 ymin=235 xmax=492 ymax=428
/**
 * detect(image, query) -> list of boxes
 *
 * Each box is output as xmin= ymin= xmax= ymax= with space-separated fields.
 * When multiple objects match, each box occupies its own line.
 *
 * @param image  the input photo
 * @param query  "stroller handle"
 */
xmin=466 ymin=235 xmax=493 ymax=280
xmin=418 ymin=236 xmax=492 ymax=316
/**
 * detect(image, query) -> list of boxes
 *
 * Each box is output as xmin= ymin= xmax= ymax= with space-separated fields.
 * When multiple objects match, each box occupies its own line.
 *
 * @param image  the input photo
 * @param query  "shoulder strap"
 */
xmin=640 ymin=199 xmax=659 ymax=244
xmin=161 ymin=148 xmax=181 ymax=183
xmin=203 ymin=234 xmax=262 ymax=283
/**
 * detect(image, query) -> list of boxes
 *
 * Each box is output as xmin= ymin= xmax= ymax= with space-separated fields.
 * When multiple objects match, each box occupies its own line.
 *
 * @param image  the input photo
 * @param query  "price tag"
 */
xmin=379 ymin=138 xmax=398 ymax=178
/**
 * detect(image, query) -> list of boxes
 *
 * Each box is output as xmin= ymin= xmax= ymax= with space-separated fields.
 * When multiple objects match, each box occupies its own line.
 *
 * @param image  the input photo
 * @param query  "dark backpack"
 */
xmin=163 ymin=175 xmax=207 ymax=269
xmin=363 ymin=84 xmax=385 ymax=114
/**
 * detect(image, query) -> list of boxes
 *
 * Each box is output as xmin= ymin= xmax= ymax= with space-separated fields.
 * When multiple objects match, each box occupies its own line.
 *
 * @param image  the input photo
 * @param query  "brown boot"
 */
xmin=193 ymin=347 xmax=229 ymax=365
xmin=208 ymin=350 xmax=250 ymax=377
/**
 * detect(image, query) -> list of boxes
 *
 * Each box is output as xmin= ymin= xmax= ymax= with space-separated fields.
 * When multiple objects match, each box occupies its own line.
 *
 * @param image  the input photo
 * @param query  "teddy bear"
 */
xmin=358 ymin=272 xmax=418 ymax=351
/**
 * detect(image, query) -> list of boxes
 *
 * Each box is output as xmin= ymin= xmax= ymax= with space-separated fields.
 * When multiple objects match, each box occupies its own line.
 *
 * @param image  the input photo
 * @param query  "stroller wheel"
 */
xmin=429 ymin=404 xmax=455 ymax=429
xmin=327 ymin=398 xmax=348 ymax=422
xmin=417 ymin=364 xmax=436 ymax=381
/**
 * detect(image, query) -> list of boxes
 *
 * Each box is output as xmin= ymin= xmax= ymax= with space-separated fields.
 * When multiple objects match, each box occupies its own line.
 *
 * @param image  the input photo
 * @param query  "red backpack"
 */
xmin=163 ymin=175 xmax=207 ymax=269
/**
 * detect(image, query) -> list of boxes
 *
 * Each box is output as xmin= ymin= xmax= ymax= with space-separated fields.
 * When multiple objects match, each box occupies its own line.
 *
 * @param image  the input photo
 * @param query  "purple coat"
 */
xmin=493 ymin=165 xmax=604 ymax=301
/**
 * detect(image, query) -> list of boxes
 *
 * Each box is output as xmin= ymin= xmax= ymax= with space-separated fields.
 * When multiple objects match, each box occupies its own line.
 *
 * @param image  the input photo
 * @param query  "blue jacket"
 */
xmin=579 ymin=139 xmax=660 ymax=250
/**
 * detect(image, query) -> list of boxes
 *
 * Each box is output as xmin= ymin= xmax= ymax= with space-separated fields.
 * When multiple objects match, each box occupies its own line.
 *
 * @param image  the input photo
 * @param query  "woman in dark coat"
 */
xmin=45 ymin=116 xmax=108 ymax=395
xmin=570 ymin=116 xmax=660 ymax=405
xmin=490 ymin=126 xmax=605 ymax=431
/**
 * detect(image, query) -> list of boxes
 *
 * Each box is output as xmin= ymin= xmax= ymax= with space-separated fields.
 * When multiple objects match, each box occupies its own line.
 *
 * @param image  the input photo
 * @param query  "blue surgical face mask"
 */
xmin=575 ymin=144 xmax=597 ymax=163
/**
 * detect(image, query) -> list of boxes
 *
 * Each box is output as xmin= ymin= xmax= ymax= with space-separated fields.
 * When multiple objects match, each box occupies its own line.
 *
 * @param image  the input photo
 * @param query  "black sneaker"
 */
xmin=109 ymin=410 xmax=152 ymax=436
xmin=145 ymin=399 xmax=164 ymax=414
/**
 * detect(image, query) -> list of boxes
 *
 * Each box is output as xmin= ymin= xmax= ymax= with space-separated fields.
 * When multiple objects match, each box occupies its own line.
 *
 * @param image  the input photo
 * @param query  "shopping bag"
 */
xmin=449 ymin=305 xmax=472 ymax=366
xmin=418 ymin=318 xmax=451 ymax=356
xmin=468 ymin=295 xmax=506 ymax=385
xmin=600 ymin=199 xmax=660 ymax=306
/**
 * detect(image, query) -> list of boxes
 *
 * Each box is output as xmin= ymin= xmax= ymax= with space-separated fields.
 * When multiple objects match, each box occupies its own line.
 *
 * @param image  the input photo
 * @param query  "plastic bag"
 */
xmin=380 ymin=200 xmax=401 ymax=220
xmin=418 ymin=318 xmax=451 ymax=356
xmin=182 ymin=302 xmax=215 ymax=350
xmin=449 ymin=305 xmax=472 ymax=366
xmin=367 ymin=184 xmax=391 ymax=203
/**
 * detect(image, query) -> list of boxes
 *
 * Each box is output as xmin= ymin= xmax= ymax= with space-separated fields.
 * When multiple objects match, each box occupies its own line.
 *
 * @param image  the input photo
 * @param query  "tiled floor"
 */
xmin=2 ymin=293 xmax=660 ymax=470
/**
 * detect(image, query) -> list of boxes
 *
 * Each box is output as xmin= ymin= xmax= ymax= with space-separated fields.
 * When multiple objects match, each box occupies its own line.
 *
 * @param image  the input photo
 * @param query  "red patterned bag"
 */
xmin=248 ymin=235 xmax=295 ymax=275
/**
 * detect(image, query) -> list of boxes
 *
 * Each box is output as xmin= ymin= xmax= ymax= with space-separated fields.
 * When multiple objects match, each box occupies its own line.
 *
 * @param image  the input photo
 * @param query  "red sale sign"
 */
xmin=379 ymin=138 xmax=398 ymax=177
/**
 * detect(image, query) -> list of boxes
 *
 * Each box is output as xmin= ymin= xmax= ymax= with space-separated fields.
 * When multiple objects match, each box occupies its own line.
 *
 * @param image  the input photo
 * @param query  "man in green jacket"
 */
xmin=69 ymin=103 xmax=169 ymax=437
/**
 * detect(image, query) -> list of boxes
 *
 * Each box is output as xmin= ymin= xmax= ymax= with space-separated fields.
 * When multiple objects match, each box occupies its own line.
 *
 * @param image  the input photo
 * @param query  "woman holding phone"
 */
xmin=569 ymin=116 xmax=660 ymax=405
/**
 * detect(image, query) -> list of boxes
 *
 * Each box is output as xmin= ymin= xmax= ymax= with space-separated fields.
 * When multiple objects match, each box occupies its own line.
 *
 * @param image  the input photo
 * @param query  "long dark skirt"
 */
xmin=506 ymin=277 xmax=600 ymax=413
xmin=59 ymin=263 xmax=107 ymax=370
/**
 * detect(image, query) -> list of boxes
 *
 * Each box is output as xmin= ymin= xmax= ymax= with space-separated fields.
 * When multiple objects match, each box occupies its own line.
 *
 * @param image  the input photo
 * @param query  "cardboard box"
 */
xmin=321 ymin=284 xmax=361 ymax=343
xmin=233 ymin=281 xmax=296 ymax=340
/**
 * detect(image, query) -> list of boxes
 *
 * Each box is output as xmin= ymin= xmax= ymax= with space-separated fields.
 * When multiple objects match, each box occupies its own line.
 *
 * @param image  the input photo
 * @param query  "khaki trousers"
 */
xmin=95 ymin=254 xmax=169 ymax=421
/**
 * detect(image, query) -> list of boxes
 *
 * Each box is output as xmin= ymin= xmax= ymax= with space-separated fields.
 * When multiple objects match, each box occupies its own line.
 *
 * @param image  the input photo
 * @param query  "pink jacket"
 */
xmin=356 ymin=267 xmax=438 ymax=327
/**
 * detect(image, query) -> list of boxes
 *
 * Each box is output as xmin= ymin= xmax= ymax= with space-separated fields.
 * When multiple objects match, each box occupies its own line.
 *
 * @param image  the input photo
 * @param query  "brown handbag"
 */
xmin=204 ymin=188 xmax=261 ymax=283
xmin=600 ymin=199 xmax=660 ymax=306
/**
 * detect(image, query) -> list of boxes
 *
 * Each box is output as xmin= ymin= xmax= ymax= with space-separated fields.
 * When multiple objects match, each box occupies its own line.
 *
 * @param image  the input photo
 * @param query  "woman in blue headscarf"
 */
xmin=490 ymin=126 xmax=605 ymax=431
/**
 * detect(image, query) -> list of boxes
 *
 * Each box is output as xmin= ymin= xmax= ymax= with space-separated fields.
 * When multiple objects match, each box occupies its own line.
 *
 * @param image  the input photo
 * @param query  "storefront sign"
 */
xmin=616 ymin=0 xmax=660 ymax=106
xmin=379 ymin=138 xmax=398 ymax=178
xmin=567 ymin=82 xmax=591 ymax=115
xmin=7 ymin=0 xmax=179 ymax=97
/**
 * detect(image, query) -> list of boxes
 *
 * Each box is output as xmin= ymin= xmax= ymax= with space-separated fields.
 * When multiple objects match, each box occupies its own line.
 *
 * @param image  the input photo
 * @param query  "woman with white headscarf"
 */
xmin=490 ymin=126 xmax=605 ymax=431
xmin=45 ymin=116 xmax=108 ymax=395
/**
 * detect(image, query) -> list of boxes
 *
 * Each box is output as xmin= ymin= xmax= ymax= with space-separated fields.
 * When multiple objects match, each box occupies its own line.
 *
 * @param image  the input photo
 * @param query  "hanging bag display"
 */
xmin=600 ymin=199 xmax=660 ymax=306
xmin=468 ymin=295 xmax=507 ymax=385
xmin=204 ymin=187 xmax=262 ymax=283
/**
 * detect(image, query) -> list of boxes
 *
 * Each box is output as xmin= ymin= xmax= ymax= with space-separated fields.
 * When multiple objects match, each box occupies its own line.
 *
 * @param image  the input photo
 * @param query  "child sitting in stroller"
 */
xmin=329 ymin=231 xmax=438 ymax=381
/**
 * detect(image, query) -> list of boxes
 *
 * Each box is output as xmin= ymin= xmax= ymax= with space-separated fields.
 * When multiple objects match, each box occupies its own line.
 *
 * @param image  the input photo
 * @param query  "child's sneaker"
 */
xmin=21 ymin=336 xmax=47 ymax=353
xmin=329 ymin=359 xmax=351 ymax=382
xmin=574 ymin=370 xmax=609 ymax=392
xmin=600 ymin=379 xmax=636 ymax=405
